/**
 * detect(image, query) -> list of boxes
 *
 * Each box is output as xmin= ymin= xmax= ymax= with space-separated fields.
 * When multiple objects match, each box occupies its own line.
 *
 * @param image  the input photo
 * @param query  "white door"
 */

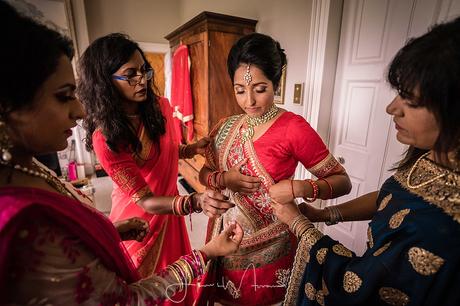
xmin=323 ymin=0 xmax=460 ymax=255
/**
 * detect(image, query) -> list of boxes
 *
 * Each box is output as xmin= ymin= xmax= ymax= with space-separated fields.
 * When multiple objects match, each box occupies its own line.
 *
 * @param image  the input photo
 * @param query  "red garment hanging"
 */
xmin=170 ymin=44 xmax=194 ymax=143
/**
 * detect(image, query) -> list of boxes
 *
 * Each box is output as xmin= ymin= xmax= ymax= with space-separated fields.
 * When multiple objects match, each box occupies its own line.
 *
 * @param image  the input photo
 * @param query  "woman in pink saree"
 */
xmin=78 ymin=34 xmax=233 ymax=301
xmin=0 ymin=3 xmax=243 ymax=304
xmin=197 ymin=33 xmax=352 ymax=305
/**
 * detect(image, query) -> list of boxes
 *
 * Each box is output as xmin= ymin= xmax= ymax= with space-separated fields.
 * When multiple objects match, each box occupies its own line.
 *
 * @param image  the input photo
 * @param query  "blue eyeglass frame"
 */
xmin=112 ymin=69 xmax=153 ymax=86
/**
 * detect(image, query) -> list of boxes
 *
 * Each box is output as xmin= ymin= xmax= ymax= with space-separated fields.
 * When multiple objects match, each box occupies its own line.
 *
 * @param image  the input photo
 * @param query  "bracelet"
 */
xmin=171 ymin=194 xmax=197 ymax=216
xmin=303 ymin=179 xmax=319 ymax=203
xmin=318 ymin=178 xmax=333 ymax=199
xmin=206 ymin=171 xmax=226 ymax=190
xmin=289 ymin=214 xmax=313 ymax=238
xmin=324 ymin=205 xmax=344 ymax=226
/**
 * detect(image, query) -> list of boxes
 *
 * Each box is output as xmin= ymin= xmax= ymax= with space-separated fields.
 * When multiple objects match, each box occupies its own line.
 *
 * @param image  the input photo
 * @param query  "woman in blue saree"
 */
xmin=269 ymin=17 xmax=460 ymax=306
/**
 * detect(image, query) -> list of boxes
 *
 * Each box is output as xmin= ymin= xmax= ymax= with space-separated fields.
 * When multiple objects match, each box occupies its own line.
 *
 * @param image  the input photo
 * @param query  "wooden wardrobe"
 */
xmin=165 ymin=11 xmax=257 ymax=192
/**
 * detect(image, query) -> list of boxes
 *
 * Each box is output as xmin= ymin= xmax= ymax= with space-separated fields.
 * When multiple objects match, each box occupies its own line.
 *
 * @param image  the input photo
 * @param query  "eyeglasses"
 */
xmin=112 ymin=69 xmax=153 ymax=86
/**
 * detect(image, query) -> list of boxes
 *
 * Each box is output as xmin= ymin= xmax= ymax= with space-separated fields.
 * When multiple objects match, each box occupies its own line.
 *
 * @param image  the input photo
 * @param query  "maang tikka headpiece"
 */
xmin=243 ymin=64 xmax=252 ymax=85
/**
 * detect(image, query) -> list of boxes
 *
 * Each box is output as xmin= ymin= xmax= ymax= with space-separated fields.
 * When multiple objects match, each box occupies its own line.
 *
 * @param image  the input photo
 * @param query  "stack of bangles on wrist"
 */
xmin=303 ymin=178 xmax=334 ymax=202
xmin=303 ymin=179 xmax=319 ymax=202
xmin=207 ymin=171 xmax=226 ymax=190
xmin=167 ymin=249 xmax=208 ymax=290
xmin=325 ymin=205 xmax=344 ymax=226
xmin=172 ymin=192 xmax=202 ymax=215
xmin=179 ymin=144 xmax=194 ymax=159
xmin=289 ymin=214 xmax=314 ymax=237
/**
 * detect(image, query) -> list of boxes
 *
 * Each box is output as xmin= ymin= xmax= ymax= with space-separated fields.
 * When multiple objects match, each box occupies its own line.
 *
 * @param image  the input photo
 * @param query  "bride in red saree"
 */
xmin=197 ymin=33 xmax=352 ymax=305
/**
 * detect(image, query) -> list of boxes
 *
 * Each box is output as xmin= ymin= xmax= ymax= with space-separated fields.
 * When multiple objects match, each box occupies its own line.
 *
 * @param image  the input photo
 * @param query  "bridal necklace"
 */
xmin=241 ymin=104 xmax=279 ymax=143
xmin=10 ymin=161 xmax=73 ymax=198
xmin=406 ymin=152 xmax=447 ymax=189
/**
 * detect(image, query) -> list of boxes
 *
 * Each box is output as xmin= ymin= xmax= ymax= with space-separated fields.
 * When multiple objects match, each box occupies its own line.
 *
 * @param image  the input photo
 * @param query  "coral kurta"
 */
xmin=92 ymin=97 xmax=194 ymax=304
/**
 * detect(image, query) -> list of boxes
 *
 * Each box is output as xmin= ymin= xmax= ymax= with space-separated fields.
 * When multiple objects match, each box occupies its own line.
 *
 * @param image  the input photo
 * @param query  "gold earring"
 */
xmin=0 ymin=120 xmax=12 ymax=164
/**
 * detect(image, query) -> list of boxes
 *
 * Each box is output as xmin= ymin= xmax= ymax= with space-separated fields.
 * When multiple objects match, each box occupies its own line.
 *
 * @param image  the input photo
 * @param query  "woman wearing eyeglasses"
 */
xmin=77 ymin=33 xmax=235 ymax=304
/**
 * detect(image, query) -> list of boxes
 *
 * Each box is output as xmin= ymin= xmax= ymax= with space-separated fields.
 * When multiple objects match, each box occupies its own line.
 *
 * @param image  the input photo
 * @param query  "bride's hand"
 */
xmin=224 ymin=158 xmax=261 ymax=194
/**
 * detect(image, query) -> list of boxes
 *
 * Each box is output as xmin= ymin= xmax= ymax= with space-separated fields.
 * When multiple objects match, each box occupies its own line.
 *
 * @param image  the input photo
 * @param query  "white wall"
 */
xmin=179 ymin=0 xmax=312 ymax=113
xmin=83 ymin=0 xmax=181 ymax=43
xmin=83 ymin=0 xmax=312 ymax=114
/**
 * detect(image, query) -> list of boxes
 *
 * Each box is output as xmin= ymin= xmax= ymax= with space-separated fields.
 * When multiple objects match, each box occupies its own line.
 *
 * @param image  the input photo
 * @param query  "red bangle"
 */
xmin=303 ymin=179 xmax=319 ymax=203
xmin=290 ymin=180 xmax=296 ymax=200
xmin=318 ymin=178 xmax=333 ymax=199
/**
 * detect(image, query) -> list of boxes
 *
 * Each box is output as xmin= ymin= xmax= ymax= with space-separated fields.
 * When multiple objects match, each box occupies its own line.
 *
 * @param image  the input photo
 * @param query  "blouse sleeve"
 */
xmin=92 ymin=130 xmax=152 ymax=203
xmin=6 ymin=215 xmax=205 ymax=305
xmin=287 ymin=115 xmax=343 ymax=178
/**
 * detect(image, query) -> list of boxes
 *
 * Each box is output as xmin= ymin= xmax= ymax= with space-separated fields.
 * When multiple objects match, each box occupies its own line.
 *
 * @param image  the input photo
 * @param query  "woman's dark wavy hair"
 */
xmin=388 ymin=17 xmax=460 ymax=169
xmin=77 ymin=33 xmax=165 ymax=153
xmin=227 ymin=33 xmax=287 ymax=90
xmin=0 ymin=1 xmax=74 ymax=116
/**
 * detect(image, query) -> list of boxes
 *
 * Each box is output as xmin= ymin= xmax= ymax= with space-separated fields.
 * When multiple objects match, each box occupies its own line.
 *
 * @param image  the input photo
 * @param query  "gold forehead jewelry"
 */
xmin=243 ymin=64 xmax=252 ymax=85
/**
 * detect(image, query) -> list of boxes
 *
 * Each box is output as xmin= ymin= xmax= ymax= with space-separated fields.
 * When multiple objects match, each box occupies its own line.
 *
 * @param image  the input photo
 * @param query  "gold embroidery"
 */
xmin=132 ymin=125 xmax=153 ymax=166
xmin=394 ymin=158 xmax=460 ymax=224
xmin=389 ymin=209 xmax=410 ymax=229
xmin=373 ymin=242 xmax=392 ymax=256
xmin=316 ymin=290 xmax=325 ymax=306
xmin=332 ymin=244 xmax=353 ymax=257
xmin=316 ymin=248 xmax=328 ymax=264
xmin=408 ymin=247 xmax=445 ymax=275
xmin=367 ymin=226 xmax=374 ymax=249
xmin=284 ymin=228 xmax=323 ymax=305
xmin=378 ymin=194 xmax=392 ymax=211
xmin=379 ymin=287 xmax=409 ymax=306
xmin=304 ymin=282 xmax=316 ymax=300
xmin=222 ymin=225 xmax=291 ymax=270
xmin=131 ymin=185 xmax=153 ymax=203
xmin=111 ymin=167 xmax=138 ymax=193
xmin=343 ymin=271 xmax=362 ymax=293
xmin=308 ymin=153 xmax=343 ymax=178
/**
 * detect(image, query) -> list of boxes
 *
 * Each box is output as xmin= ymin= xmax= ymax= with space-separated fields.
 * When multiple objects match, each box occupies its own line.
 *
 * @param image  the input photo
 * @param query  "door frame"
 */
xmin=296 ymin=0 xmax=343 ymax=193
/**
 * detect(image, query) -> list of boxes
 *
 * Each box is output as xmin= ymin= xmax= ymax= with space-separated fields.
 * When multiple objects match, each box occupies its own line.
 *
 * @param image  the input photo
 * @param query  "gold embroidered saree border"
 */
xmin=393 ymin=158 xmax=460 ymax=224
xmin=284 ymin=227 xmax=324 ymax=305
xmin=132 ymin=124 xmax=153 ymax=167
xmin=136 ymin=217 xmax=168 ymax=276
xmin=308 ymin=153 xmax=342 ymax=178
